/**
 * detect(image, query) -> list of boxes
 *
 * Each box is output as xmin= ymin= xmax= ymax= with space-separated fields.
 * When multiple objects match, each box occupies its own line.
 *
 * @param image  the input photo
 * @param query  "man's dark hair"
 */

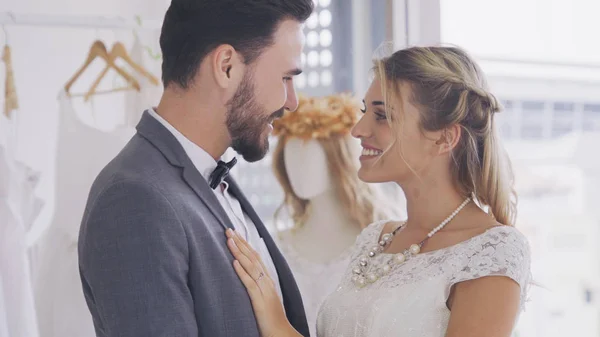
xmin=160 ymin=0 xmax=314 ymax=89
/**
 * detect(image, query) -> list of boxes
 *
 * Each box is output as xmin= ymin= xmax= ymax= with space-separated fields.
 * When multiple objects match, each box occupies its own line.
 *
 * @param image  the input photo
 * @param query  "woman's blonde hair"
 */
xmin=272 ymin=134 xmax=390 ymax=230
xmin=375 ymin=46 xmax=517 ymax=226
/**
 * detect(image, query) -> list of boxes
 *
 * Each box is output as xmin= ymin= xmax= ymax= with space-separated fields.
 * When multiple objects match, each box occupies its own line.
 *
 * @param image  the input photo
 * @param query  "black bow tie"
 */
xmin=209 ymin=157 xmax=237 ymax=189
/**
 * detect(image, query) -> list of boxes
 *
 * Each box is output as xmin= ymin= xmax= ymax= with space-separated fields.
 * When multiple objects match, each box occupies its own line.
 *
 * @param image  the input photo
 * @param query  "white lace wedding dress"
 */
xmin=316 ymin=220 xmax=531 ymax=337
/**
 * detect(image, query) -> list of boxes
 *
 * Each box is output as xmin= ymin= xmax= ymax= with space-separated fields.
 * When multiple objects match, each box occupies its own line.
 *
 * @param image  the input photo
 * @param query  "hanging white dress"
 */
xmin=0 ymin=111 xmax=44 ymax=337
xmin=0 ymin=277 xmax=9 ymax=337
xmin=34 ymin=92 xmax=135 ymax=337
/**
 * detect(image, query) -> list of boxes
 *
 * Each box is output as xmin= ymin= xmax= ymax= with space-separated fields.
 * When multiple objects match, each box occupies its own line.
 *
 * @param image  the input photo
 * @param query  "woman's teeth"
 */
xmin=361 ymin=148 xmax=383 ymax=157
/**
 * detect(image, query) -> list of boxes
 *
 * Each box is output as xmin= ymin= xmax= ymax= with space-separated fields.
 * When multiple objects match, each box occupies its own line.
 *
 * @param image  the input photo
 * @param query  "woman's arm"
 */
xmin=226 ymin=229 xmax=303 ymax=337
xmin=445 ymin=276 xmax=521 ymax=337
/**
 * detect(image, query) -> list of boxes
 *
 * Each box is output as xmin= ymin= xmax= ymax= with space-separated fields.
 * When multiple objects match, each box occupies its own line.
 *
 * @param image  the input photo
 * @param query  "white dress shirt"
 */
xmin=148 ymin=109 xmax=284 ymax=303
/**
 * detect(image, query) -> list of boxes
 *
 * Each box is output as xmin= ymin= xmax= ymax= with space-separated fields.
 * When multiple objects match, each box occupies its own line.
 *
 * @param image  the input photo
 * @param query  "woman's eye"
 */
xmin=375 ymin=111 xmax=387 ymax=120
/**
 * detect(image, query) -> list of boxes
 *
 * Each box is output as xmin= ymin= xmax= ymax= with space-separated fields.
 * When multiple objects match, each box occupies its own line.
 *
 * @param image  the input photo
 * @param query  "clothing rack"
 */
xmin=0 ymin=12 xmax=162 ymax=30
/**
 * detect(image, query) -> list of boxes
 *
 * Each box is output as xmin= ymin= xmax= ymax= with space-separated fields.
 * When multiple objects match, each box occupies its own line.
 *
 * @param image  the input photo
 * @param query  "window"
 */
xmin=296 ymin=0 xmax=339 ymax=95
xmin=495 ymin=98 xmax=600 ymax=140
xmin=583 ymin=103 xmax=600 ymax=132
xmin=552 ymin=102 xmax=575 ymax=137
xmin=520 ymin=100 xmax=546 ymax=139
xmin=441 ymin=1 xmax=600 ymax=336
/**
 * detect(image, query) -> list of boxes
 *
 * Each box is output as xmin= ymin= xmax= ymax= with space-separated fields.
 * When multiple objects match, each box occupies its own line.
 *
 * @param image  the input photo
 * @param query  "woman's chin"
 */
xmin=357 ymin=168 xmax=382 ymax=183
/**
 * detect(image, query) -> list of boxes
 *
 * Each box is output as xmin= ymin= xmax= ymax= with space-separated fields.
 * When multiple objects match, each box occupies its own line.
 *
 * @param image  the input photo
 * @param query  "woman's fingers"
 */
xmin=232 ymin=259 xmax=262 ymax=302
xmin=226 ymin=229 xmax=277 ymax=291
xmin=226 ymin=230 xmax=254 ymax=264
xmin=229 ymin=230 xmax=271 ymax=280
xmin=230 ymin=229 xmax=260 ymax=261
xmin=226 ymin=229 xmax=294 ymax=337
xmin=227 ymin=237 xmax=263 ymax=282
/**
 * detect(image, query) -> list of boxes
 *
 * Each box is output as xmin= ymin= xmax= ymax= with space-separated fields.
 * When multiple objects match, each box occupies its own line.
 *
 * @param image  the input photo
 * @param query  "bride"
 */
xmin=225 ymin=45 xmax=531 ymax=337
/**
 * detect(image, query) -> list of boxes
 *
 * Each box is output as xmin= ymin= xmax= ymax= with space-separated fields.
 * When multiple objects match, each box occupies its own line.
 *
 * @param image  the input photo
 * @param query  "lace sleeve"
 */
xmin=447 ymin=226 xmax=532 ymax=310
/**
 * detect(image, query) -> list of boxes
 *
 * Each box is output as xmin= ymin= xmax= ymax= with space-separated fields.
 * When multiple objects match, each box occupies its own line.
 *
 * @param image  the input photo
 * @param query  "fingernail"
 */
xmin=226 ymin=228 xmax=233 ymax=236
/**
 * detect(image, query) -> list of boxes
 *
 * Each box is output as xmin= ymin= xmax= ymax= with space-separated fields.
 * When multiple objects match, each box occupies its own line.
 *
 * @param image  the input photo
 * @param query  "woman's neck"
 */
xmin=401 ymin=174 xmax=472 ymax=232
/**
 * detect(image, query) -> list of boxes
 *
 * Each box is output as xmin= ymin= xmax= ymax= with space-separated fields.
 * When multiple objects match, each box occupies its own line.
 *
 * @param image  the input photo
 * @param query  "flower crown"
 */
xmin=272 ymin=93 xmax=360 ymax=139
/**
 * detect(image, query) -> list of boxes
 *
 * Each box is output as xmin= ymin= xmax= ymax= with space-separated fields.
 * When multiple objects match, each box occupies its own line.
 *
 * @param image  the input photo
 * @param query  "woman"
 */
xmin=225 ymin=46 xmax=531 ymax=337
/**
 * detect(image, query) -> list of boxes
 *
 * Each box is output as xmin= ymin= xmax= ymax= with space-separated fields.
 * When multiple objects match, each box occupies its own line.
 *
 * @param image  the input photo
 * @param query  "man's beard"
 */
xmin=226 ymin=69 xmax=284 ymax=162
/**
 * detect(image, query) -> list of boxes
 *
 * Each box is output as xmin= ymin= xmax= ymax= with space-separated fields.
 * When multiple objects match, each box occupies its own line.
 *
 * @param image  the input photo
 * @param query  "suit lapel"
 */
xmin=181 ymin=166 xmax=233 ymax=231
xmin=136 ymin=111 xmax=234 ymax=232
xmin=226 ymin=177 xmax=309 ymax=336
xmin=224 ymin=177 xmax=269 ymax=238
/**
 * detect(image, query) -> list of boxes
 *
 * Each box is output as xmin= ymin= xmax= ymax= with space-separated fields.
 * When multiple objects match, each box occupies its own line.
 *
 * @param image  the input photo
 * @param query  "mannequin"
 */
xmin=271 ymin=93 xmax=394 ymax=335
xmin=280 ymin=137 xmax=363 ymax=262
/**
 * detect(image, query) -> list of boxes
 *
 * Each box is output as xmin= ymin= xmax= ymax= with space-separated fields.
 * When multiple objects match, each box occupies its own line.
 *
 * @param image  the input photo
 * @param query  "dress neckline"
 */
xmin=373 ymin=220 xmax=508 ymax=258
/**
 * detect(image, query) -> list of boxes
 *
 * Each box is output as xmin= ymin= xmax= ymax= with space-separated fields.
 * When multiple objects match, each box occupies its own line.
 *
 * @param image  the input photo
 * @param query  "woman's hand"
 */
xmin=225 ymin=229 xmax=301 ymax=337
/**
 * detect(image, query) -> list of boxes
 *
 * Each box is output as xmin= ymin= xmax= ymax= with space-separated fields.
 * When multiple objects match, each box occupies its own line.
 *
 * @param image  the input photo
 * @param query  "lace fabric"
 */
xmin=316 ymin=220 xmax=532 ymax=337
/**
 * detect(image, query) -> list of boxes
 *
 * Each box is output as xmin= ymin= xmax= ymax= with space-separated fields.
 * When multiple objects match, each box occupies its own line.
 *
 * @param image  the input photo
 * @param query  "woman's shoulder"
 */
xmin=452 ymin=224 xmax=532 ymax=291
xmin=469 ymin=224 xmax=531 ymax=257
xmin=450 ymin=224 xmax=532 ymax=309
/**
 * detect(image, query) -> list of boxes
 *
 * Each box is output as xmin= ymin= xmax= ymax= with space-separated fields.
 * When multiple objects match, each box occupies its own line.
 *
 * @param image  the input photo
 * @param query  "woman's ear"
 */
xmin=435 ymin=124 xmax=461 ymax=154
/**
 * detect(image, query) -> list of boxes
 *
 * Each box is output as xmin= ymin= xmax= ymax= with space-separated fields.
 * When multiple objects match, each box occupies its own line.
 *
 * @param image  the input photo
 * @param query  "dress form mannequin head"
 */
xmin=283 ymin=137 xmax=332 ymax=200
xmin=271 ymin=93 xmax=390 ymax=229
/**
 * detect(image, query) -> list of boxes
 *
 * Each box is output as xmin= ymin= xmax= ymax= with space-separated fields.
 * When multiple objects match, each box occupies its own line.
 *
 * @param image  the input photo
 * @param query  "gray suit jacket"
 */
xmin=78 ymin=111 xmax=310 ymax=337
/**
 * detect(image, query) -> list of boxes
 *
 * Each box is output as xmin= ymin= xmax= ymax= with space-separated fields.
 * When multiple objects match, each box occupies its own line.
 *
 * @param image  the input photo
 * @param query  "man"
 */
xmin=77 ymin=0 xmax=313 ymax=336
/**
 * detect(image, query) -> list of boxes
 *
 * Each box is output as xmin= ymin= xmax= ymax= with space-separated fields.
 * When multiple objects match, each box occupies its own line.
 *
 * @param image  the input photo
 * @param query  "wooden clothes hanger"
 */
xmin=111 ymin=41 xmax=159 ymax=85
xmin=84 ymin=41 xmax=159 ymax=101
xmin=64 ymin=40 xmax=140 ymax=98
xmin=3 ymin=45 xmax=19 ymax=118
xmin=2 ymin=24 xmax=18 ymax=118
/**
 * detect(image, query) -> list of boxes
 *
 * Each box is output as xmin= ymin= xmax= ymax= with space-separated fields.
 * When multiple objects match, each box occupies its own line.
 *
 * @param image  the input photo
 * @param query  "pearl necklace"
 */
xmin=351 ymin=197 xmax=472 ymax=288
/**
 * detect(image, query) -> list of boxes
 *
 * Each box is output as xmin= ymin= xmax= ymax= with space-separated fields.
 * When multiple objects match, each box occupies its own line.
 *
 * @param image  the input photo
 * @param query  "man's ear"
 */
xmin=212 ymin=44 xmax=238 ymax=88
xmin=435 ymin=124 xmax=461 ymax=154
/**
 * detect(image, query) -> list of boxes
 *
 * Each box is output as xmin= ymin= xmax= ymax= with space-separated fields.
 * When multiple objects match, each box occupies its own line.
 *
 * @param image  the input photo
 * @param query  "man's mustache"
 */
xmin=269 ymin=108 xmax=285 ymax=121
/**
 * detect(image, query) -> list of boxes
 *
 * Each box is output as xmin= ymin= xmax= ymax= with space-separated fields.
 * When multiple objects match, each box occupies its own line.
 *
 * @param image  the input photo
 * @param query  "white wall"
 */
xmin=440 ymin=0 xmax=600 ymax=66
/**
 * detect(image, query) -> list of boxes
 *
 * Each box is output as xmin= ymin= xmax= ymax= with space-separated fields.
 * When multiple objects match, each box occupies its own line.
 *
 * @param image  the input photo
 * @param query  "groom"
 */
xmin=77 ymin=0 xmax=313 ymax=336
